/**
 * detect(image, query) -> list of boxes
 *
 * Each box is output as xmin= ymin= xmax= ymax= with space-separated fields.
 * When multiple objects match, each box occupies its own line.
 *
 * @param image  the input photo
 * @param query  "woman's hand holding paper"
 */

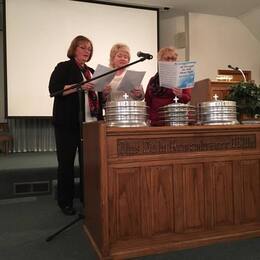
xmin=103 ymin=85 xmax=112 ymax=97
xmin=82 ymin=82 xmax=94 ymax=91
xmin=172 ymin=87 xmax=182 ymax=97
xmin=130 ymin=85 xmax=144 ymax=99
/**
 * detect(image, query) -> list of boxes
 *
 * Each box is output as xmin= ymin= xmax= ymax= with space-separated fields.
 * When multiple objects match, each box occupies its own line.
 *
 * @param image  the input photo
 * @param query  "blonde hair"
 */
xmin=158 ymin=47 xmax=178 ymax=61
xmin=109 ymin=43 xmax=131 ymax=68
xmin=67 ymin=35 xmax=93 ymax=61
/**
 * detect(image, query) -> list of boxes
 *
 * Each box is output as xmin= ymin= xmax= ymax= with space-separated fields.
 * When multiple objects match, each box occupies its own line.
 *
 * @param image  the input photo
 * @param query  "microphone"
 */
xmin=137 ymin=51 xmax=153 ymax=60
xmin=227 ymin=64 xmax=246 ymax=82
xmin=228 ymin=64 xmax=238 ymax=70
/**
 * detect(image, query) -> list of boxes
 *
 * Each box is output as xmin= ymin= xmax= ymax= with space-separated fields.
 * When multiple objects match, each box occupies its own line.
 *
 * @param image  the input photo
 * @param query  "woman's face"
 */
xmin=74 ymin=41 xmax=92 ymax=65
xmin=112 ymin=50 xmax=130 ymax=68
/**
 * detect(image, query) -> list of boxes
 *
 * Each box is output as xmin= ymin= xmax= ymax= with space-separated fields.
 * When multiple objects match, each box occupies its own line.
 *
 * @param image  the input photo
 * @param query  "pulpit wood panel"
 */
xmin=212 ymin=162 xmax=234 ymax=227
xmin=233 ymin=159 xmax=260 ymax=224
xmin=108 ymin=167 xmax=142 ymax=241
xmin=174 ymin=163 xmax=206 ymax=233
xmin=182 ymin=164 xmax=205 ymax=232
xmin=83 ymin=122 xmax=105 ymax=254
xmin=109 ymin=165 xmax=175 ymax=240
xmin=150 ymin=165 xmax=174 ymax=234
xmin=140 ymin=169 xmax=152 ymax=237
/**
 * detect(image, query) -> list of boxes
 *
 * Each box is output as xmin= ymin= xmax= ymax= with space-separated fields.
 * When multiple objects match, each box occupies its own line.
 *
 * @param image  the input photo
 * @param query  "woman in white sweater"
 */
xmin=102 ymin=43 xmax=144 ymax=102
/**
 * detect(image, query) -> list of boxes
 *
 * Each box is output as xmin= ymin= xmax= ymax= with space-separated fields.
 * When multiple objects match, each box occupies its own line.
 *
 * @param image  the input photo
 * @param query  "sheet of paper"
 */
xmin=159 ymin=61 xmax=196 ymax=89
xmin=92 ymin=64 xmax=116 ymax=91
xmin=117 ymin=70 xmax=146 ymax=93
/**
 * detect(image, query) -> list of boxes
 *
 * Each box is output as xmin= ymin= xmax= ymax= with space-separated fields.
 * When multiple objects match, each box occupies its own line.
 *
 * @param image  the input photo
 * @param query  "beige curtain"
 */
xmin=8 ymin=118 xmax=56 ymax=153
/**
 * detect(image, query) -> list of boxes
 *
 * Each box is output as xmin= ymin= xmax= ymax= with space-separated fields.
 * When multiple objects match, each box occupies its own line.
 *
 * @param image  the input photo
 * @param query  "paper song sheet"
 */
xmin=117 ymin=70 xmax=146 ymax=93
xmin=92 ymin=64 xmax=116 ymax=91
xmin=159 ymin=61 xmax=196 ymax=89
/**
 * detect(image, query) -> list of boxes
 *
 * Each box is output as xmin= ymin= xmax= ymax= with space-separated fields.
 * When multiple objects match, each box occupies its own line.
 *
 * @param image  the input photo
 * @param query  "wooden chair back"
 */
xmin=0 ymin=122 xmax=13 ymax=154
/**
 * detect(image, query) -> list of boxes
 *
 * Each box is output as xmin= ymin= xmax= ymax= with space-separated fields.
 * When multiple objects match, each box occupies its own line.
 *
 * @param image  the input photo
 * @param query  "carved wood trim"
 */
xmin=117 ymin=135 xmax=256 ymax=156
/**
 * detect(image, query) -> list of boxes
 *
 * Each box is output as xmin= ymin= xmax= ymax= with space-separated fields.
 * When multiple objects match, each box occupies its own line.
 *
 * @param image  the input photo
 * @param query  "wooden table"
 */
xmin=83 ymin=122 xmax=260 ymax=259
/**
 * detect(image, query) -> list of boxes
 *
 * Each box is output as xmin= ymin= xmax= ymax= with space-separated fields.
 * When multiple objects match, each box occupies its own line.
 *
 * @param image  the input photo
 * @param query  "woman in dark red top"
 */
xmin=145 ymin=47 xmax=191 ymax=126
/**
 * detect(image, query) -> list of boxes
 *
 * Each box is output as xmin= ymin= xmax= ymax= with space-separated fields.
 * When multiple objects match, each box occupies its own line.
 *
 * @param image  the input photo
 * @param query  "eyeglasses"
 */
xmin=163 ymin=56 xmax=176 ymax=62
xmin=77 ymin=45 xmax=92 ymax=52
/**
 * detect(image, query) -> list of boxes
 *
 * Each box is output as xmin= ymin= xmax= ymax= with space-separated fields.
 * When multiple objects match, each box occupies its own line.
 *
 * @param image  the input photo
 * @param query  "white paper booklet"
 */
xmin=159 ymin=61 xmax=196 ymax=89
xmin=117 ymin=70 xmax=146 ymax=93
xmin=92 ymin=64 xmax=116 ymax=91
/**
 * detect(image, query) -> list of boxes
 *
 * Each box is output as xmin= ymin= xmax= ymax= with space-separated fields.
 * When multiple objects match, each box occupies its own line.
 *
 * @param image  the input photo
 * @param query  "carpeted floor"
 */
xmin=0 ymin=196 xmax=96 ymax=260
xmin=0 ymin=152 xmax=58 ymax=171
xmin=1 ymin=153 xmax=260 ymax=259
xmin=0 ymin=195 xmax=260 ymax=260
xmin=0 ymin=152 xmax=79 ymax=199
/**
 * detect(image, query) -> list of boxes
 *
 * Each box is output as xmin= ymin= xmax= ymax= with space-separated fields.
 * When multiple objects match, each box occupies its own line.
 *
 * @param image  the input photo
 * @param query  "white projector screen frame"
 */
xmin=4 ymin=0 xmax=158 ymax=117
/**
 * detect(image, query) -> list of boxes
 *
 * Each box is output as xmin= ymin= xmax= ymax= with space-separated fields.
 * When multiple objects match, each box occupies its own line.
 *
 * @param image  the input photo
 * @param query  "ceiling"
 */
xmin=1 ymin=0 xmax=260 ymax=40
xmin=104 ymin=0 xmax=260 ymax=17
xmin=103 ymin=0 xmax=260 ymax=42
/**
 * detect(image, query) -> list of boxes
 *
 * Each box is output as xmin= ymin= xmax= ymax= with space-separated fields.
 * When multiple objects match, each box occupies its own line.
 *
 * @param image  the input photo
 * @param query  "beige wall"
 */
xmin=239 ymin=7 xmax=260 ymax=43
xmin=189 ymin=13 xmax=260 ymax=84
xmin=159 ymin=11 xmax=260 ymax=84
xmin=159 ymin=10 xmax=186 ymax=61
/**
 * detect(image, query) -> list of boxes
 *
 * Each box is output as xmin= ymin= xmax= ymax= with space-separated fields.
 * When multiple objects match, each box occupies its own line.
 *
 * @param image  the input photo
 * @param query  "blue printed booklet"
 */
xmin=158 ymin=61 xmax=196 ymax=89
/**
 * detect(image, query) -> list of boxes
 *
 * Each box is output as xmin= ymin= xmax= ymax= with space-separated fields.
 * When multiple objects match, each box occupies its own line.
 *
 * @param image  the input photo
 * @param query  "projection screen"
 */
xmin=4 ymin=0 xmax=158 ymax=117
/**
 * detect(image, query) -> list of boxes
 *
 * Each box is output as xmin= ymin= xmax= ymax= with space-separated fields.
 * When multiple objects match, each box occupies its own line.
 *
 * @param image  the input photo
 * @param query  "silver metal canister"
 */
xmin=198 ymin=100 xmax=239 ymax=125
xmin=104 ymin=100 xmax=148 ymax=127
xmin=159 ymin=103 xmax=197 ymax=126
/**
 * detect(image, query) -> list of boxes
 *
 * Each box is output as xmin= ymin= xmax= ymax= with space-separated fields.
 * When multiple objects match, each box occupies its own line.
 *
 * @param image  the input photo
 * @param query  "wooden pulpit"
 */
xmin=191 ymin=78 xmax=235 ymax=105
xmin=191 ymin=69 xmax=252 ymax=105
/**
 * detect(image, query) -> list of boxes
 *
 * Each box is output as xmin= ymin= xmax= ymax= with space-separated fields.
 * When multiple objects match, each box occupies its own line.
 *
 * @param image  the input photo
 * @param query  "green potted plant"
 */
xmin=225 ymin=82 xmax=260 ymax=121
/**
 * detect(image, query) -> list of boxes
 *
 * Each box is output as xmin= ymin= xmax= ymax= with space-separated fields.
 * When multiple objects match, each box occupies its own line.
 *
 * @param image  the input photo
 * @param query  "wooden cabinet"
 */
xmin=83 ymin=122 xmax=260 ymax=259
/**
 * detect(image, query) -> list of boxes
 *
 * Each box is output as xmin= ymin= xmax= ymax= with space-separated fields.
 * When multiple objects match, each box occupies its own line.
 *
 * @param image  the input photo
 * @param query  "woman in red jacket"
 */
xmin=145 ymin=47 xmax=191 ymax=126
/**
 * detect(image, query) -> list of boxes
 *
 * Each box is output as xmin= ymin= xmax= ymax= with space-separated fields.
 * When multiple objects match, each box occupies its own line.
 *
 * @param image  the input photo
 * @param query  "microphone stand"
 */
xmin=237 ymin=68 xmax=247 ymax=82
xmin=50 ymin=57 xmax=147 ymax=97
xmin=46 ymin=56 xmax=148 ymax=242
xmin=228 ymin=65 xmax=247 ymax=82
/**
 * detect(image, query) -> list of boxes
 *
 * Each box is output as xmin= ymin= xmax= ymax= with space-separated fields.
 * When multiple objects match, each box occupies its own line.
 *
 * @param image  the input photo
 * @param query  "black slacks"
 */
xmin=54 ymin=126 xmax=83 ymax=208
